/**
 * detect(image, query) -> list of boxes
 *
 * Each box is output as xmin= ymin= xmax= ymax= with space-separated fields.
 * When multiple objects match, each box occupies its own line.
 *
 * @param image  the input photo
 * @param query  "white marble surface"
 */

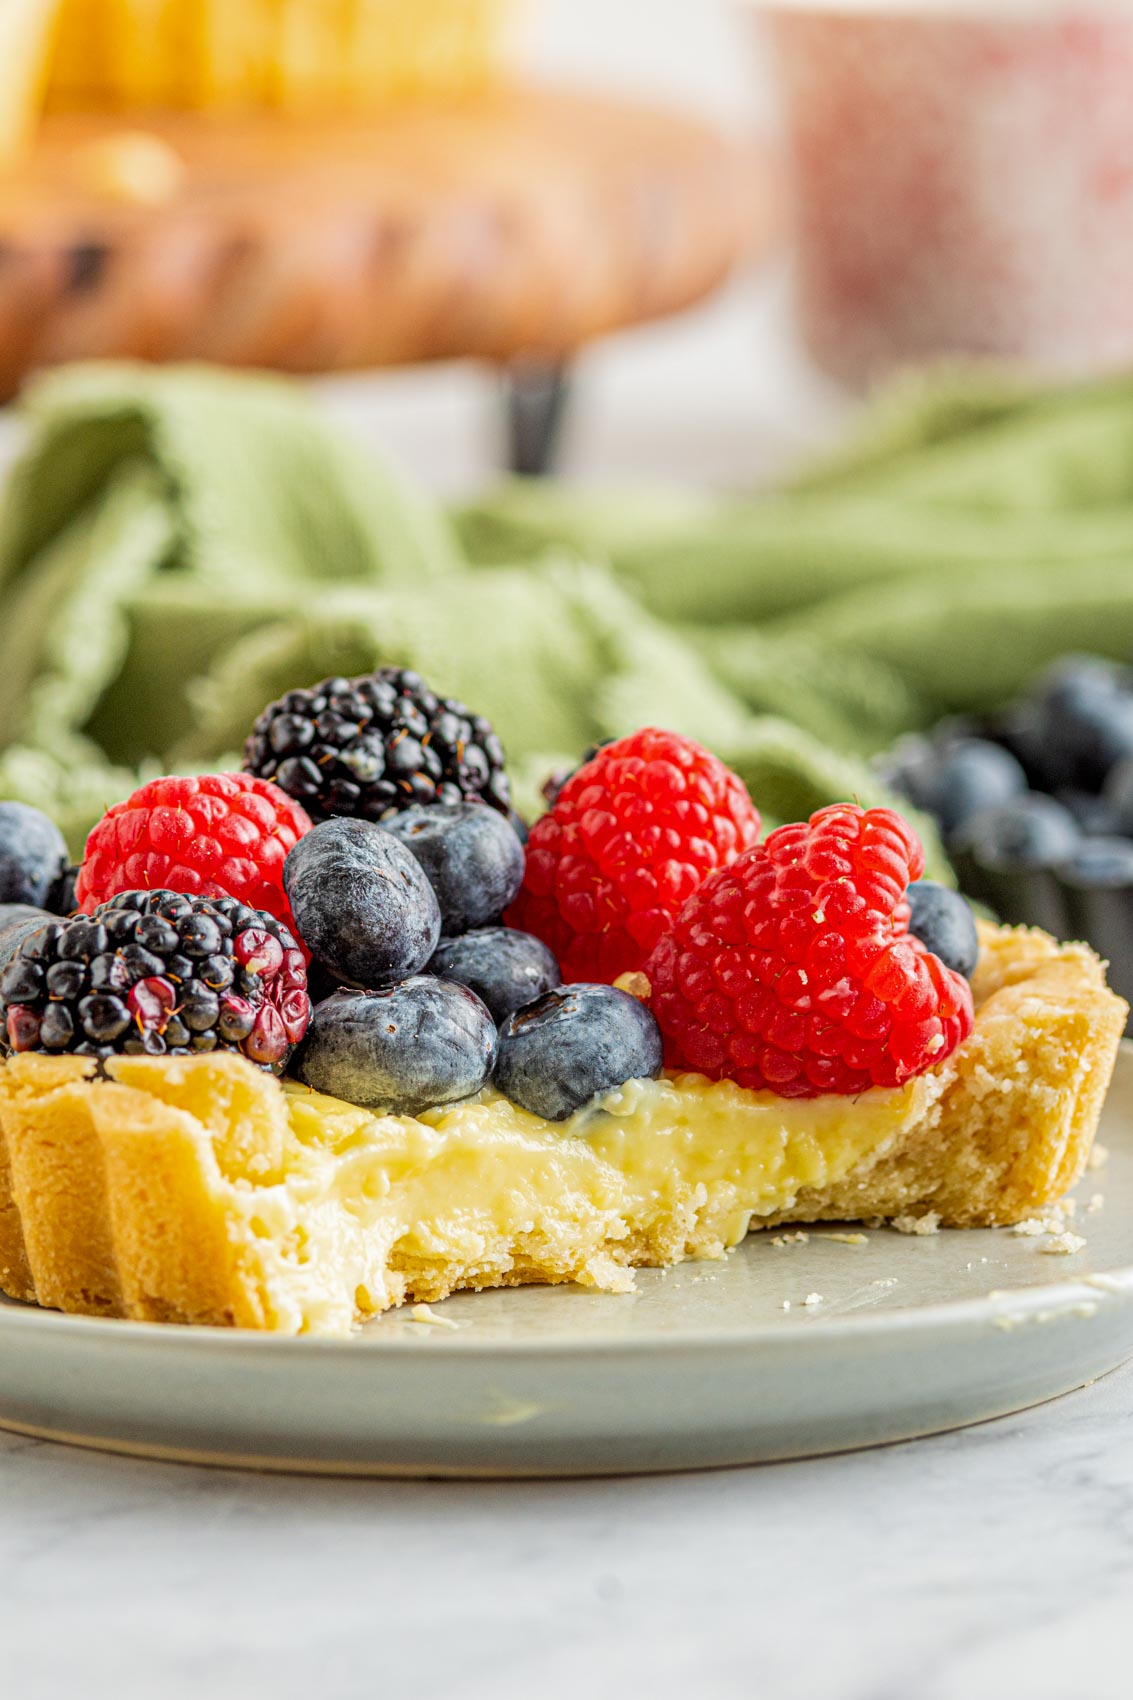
xmin=3 ymin=1362 xmax=1132 ymax=1700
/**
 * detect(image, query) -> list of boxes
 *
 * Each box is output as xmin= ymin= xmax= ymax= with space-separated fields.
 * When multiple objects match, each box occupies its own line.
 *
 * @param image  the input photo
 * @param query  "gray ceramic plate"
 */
xmin=4 ymin=1046 xmax=1133 ymax=1477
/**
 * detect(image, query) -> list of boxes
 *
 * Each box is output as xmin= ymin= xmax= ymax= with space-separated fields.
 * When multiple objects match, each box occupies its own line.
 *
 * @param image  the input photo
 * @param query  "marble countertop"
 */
xmin=3 ymin=1359 xmax=1132 ymax=1700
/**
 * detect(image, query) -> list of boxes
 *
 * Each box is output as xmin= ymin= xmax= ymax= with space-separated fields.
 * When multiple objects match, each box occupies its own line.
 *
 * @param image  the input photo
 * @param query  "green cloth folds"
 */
xmin=9 ymin=357 xmax=1132 ymax=864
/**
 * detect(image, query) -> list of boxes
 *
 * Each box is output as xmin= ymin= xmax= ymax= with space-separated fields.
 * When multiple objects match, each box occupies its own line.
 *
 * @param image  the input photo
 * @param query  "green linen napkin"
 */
xmin=0 ymin=361 xmax=909 ymax=856
xmin=456 ymin=364 xmax=1133 ymax=730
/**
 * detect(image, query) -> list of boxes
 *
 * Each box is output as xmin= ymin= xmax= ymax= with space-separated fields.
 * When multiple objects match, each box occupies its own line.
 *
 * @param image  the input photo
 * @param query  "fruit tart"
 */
xmin=0 ymin=682 xmax=1125 ymax=1335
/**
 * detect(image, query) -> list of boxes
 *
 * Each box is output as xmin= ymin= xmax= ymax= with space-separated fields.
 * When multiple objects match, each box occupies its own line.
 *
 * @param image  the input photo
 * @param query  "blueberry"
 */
xmin=428 ymin=927 xmax=561 ymax=1026
xmin=294 ymin=978 xmax=497 ymax=1114
xmin=1055 ymin=837 xmax=1133 ymax=889
xmin=495 ymin=984 xmax=663 ymax=1122
xmin=906 ymin=881 xmax=979 ymax=980
xmin=508 ymin=810 xmax=529 ymax=846
xmin=283 ymin=818 xmax=441 ymax=990
xmin=1101 ymin=757 xmax=1133 ymax=837
xmin=0 ymin=803 xmax=68 ymax=909
xmin=1009 ymin=656 xmax=1133 ymax=791
xmin=1054 ymin=789 xmax=1121 ymax=837
xmin=879 ymin=736 xmax=1027 ymax=840
xmin=383 ymin=803 xmax=525 ymax=937
xmin=1033 ymin=654 xmax=1131 ymax=713
xmin=0 ymin=904 xmax=53 ymax=971
xmin=952 ymin=794 xmax=1080 ymax=871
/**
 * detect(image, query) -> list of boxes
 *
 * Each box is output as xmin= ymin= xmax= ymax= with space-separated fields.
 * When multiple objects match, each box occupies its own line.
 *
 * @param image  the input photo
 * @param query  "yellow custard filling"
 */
xmin=113 ymin=1059 xmax=940 ymax=1333
xmin=280 ymin=1071 xmax=939 ymax=1327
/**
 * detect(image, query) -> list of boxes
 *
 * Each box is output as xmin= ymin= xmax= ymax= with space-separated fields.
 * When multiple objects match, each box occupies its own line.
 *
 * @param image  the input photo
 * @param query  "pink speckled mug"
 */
xmin=763 ymin=2 xmax=1133 ymax=384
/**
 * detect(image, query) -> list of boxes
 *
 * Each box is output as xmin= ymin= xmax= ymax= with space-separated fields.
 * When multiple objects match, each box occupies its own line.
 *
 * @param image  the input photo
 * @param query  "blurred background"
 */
xmin=0 ymin=0 xmax=805 ymax=489
xmin=7 ymin=0 xmax=1133 ymax=997
xmin=6 ymin=0 xmax=1133 ymax=485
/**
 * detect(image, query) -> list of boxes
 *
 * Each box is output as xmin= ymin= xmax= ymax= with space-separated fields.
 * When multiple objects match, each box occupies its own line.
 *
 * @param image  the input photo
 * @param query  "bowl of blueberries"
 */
xmin=876 ymin=654 xmax=1133 ymax=1027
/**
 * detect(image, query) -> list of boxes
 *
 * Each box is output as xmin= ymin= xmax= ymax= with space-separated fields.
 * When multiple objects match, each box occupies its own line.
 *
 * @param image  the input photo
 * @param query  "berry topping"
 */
xmin=906 ymin=881 xmax=979 ymax=981
xmin=1003 ymin=655 xmax=1133 ymax=792
xmin=506 ymin=729 xmax=761 ymax=984
xmin=494 ymin=983 xmax=664 ymax=1122
xmin=645 ymin=803 xmax=974 ymax=1099
xmin=428 ymin=927 xmax=561 ymax=1026
xmin=0 ymin=904 xmax=56 ymax=974
xmin=952 ymin=794 xmax=1079 ymax=872
xmin=878 ymin=735 xmax=1027 ymax=845
xmin=295 ymin=978 xmax=498 ymax=1115
xmin=1055 ymin=836 xmax=1133 ymax=890
xmin=0 ymin=890 xmax=310 ymax=1072
xmin=283 ymin=818 xmax=441 ymax=990
xmin=243 ymin=668 xmax=511 ymax=822
xmin=384 ymin=802 xmax=525 ymax=938
xmin=74 ymin=773 xmax=312 ymax=936
xmin=0 ymin=802 xmax=69 ymax=909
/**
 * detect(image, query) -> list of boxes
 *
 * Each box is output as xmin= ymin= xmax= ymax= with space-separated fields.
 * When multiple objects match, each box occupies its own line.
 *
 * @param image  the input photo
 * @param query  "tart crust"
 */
xmin=0 ymin=923 xmax=1125 ymax=1333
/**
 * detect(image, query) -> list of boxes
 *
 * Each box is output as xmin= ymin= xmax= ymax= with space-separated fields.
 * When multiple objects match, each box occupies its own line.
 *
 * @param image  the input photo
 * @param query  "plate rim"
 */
xmin=3 ymin=1264 xmax=1131 ymax=1360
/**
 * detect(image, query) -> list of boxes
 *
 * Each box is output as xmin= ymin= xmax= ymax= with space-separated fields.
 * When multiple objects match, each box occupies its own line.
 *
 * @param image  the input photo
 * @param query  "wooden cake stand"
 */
xmin=0 ymin=89 xmax=775 ymax=470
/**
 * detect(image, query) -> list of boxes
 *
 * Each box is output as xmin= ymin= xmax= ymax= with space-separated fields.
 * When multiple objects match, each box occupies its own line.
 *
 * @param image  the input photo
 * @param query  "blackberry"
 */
xmin=541 ymin=740 xmax=616 ymax=809
xmin=47 ymin=863 xmax=81 ymax=918
xmin=0 ymin=890 xmax=310 ymax=1074
xmin=243 ymin=669 xmax=511 ymax=823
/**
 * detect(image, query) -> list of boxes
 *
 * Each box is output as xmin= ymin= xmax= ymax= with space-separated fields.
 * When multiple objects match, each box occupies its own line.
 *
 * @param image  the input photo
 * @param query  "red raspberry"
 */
xmin=644 ymin=802 xmax=974 ymax=1098
xmin=75 ymin=773 xmax=312 ymax=935
xmin=506 ymin=729 xmax=761 ymax=983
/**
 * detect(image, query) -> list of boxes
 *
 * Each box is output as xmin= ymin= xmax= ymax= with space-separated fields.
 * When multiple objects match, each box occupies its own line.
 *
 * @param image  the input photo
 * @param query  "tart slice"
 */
xmin=0 ymin=922 xmax=1123 ymax=1335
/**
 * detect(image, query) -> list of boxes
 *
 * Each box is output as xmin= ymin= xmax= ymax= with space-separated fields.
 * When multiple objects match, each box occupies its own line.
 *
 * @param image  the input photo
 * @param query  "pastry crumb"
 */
xmin=821 ymin=1231 xmax=869 ymax=1246
xmin=1040 ymin=1232 xmax=1086 ymax=1256
xmin=1085 ymin=1273 xmax=1125 ymax=1294
xmin=803 ymin=1292 xmax=824 ymax=1308
xmin=1088 ymin=1143 xmax=1109 ymax=1170
xmin=1011 ymin=1211 xmax=1067 ymax=1238
xmin=890 ymin=1211 xmax=941 ymax=1236
xmin=770 ymin=1231 xmax=810 ymax=1248
xmin=780 ymin=1299 xmax=791 ymax=1311
xmin=1086 ymin=1193 xmax=1106 ymax=1214
xmin=408 ymin=1304 xmax=461 ymax=1329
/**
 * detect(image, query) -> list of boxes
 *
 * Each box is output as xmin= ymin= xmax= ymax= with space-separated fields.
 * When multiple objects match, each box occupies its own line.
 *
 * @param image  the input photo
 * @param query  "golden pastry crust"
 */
xmin=768 ymin=923 xmax=1127 ymax=1230
xmin=0 ymin=922 xmax=1125 ymax=1332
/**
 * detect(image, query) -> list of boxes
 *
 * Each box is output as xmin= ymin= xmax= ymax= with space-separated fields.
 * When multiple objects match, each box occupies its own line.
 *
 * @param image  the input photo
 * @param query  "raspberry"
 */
xmin=505 ymin=729 xmax=761 ymax=984
xmin=75 ymin=773 xmax=312 ymax=936
xmin=644 ymin=802 xmax=974 ymax=1098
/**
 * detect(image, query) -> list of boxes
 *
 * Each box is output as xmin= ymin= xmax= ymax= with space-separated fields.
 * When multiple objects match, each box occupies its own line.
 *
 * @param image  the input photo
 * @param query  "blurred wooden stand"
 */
xmin=0 ymin=90 xmax=775 ymax=471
